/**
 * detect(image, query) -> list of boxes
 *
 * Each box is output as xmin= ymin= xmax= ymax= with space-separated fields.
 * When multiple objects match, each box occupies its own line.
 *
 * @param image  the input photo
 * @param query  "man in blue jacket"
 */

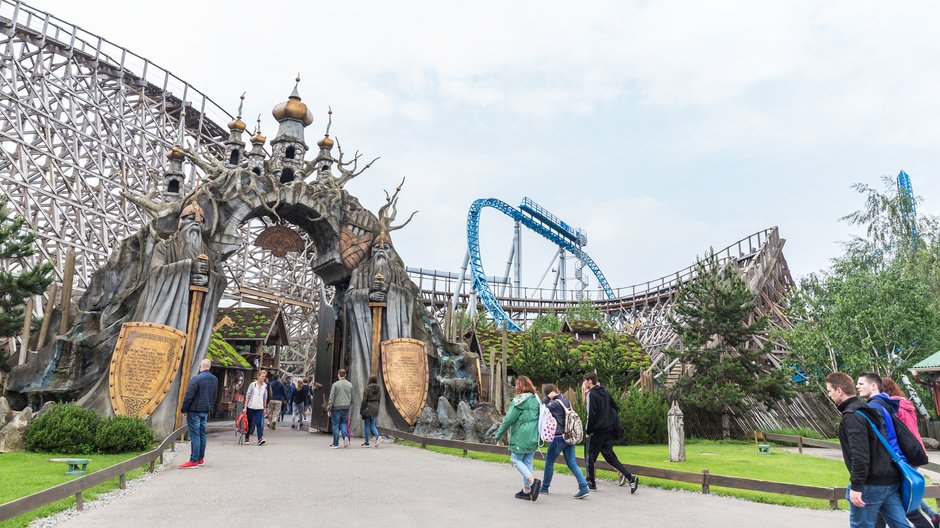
xmin=856 ymin=373 xmax=906 ymax=462
xmin=179 ymin=359 xmax=218 ymax=469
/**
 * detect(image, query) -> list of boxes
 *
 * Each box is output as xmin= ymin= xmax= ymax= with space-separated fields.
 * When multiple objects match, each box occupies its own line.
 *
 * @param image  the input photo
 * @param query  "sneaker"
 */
xmin=361 ymin=442 xmax=370 ymax=447
xmin=539 ymin=487 xmax=549 ymax=494
xmin=514 ymin=490 xmax=531 ymax=500
xmin=587 ymin=483 xmax=597 ymax=491
xmin=291 ymin=425 xmax=296 ymax=429
xmin=343 ymin=437 xmax=349 ymax=448
xmin=178 ymin=461 xmax=199 ymax=469
xmin=375 ymin=436 xmax=382 ymax=448
xmin=329 ymin=444 xmax=340 ymax=449
xmin=574 ymin=488 xmax=590 ymax=499
xmin=629 ymin=476 xmax=639 ymax=494
xmin=259 ymin=439 xmax=266 ymax=446
xmin=196 ymin=459 xmax=204 ymax=466
xmin=530 ymin=479 xmax=541 ymax=501
xmin=618 ymin=473 xmax=627 ymax=486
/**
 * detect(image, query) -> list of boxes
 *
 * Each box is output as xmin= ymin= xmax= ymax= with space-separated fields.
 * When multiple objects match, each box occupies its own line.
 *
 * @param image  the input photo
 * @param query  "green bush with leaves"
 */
xmin=583 ymin=334 xmax=650 ymax=391
xmin=615 ymin=387 xmax=668 ymax=444
xmin=95 ymin=415 xmax=154 ymax=453
xmin=26 ymin=403 xmax=99 ymax=454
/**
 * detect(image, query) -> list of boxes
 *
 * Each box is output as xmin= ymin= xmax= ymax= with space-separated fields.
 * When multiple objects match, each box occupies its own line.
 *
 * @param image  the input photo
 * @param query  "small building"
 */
xmin=910 ymin=351 xmax=940 ymax=415
xmin=560 ymin=319 xmax=603 ymax=342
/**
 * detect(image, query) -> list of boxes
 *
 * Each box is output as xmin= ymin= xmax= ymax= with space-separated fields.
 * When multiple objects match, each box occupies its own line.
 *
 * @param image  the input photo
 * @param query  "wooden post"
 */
xmin=501 ymin=321 xmax=508 ymax=410
xmin=701 ymin=469 xmax=710 ymax=494
xmin=74 ymin=492 xmax=83 ymax=511
xmin=58 ymin=248 xmax=75 ymax=335
xmin=488 ymin=347 xmax=495 ymax=402
xmin=797 ymin=435 xmax=804 ymax=455
xmin=828 ymin=488 xmax=837 ymax=510
xmin=36 ymin=282 xmax=57 ymax=350
xmin=17 ymin=297 xmax=33 ymax=365
xmin=148 ymin=460 xmax=155 ymax=473
xmin=119 ymin=474 xmax=126 ymax=489
xmin=369 ymin=302 xmax=386 ymax=376
xmin=175 ymin=255 xmax=209 ymax=430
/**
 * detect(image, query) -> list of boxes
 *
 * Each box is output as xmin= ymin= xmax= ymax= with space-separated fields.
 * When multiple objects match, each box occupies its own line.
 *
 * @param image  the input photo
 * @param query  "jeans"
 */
xmin=331 ymin=408 xmax=349 ymax=446
xmin=848 ymin=482 xmax=911 ymax=528
xmin=246 ymin=408 xmax=265 ymax=440
xmin=586 ymin=431 xmax=633 ymax=486
xmin=542 ymin=437 xmax=588 ymax=491
xmin=510 ymin=451 xmax=535 ymax=490
xmin=186 ymin=412 xmax=208 ymax=462
xmin=292 ymin=402 xmax=306 ymax=427
xmin=363 ymin=416 xmax=379 ymax=444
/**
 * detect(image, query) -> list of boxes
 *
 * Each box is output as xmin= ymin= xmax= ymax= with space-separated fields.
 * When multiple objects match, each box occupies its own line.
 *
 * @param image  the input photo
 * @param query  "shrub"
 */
xmin=26 ymin=403 xmax=99 ymax=454
xmin=95 ymin=415 xmax=154 ymax=453
xmin=616 ymin=387 xmax=668 ymax=444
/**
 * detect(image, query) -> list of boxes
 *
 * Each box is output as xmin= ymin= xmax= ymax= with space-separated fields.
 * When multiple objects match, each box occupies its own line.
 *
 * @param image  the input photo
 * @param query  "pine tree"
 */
xmin=667 ymin=250 xmax=794 ymax=439
xmin=0 ymin=197 xmax=54 ymax=372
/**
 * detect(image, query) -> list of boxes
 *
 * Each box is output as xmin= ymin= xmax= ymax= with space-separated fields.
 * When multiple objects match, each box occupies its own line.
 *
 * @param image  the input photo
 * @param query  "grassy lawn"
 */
xmin=398 ymin=439 xmax=850 ymax=510
xmin=0 ymin=450 xmax=151 ymax=528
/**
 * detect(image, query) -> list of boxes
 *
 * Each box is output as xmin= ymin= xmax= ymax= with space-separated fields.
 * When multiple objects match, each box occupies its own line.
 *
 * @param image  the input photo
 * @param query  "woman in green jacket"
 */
xmin=493 ymin=375 xmax=542 ymax=502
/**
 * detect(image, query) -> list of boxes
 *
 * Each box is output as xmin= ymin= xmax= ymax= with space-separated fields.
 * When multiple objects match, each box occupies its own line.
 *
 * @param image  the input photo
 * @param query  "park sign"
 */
xmin=381 ymin=338 xmax=429 ymax=426
xmin=109 ymin=322 xmax=187 ymax=418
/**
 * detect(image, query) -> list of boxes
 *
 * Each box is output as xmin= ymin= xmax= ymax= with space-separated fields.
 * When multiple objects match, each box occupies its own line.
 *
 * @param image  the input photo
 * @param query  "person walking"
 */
xmin=493 ymin=375 xmax=542 ymax=502
xmin=327 ymin=369 xmax=353 ymax=448
xmin=282 ymin=378 xmax=295 ymax=422
xmin=540 ymin=383 xmax=590 ymax=499
xmin=179 ymin=359 xmax=218 ymax=469
xmin=360 ymin=375 xmax=381 ymax=447
xmin=826 ymin=372 xmax=909 ymax=528
xmin=268 ymin=375 xmax=287 ymax=429
xmin=244 ymin=370 xmax=268 ymax=446
xmin=291 ymin=379 xmax=310 ymax=430
xmin=583 ymin=372 xmax=638 ymax=493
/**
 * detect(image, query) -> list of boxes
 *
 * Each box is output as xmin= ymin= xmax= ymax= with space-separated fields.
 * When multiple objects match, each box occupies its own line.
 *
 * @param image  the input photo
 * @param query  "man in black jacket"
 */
xmin=826 ymin=372 xmax=908 ymax=527
xmin=583 ymin=372 xmax=638 ymax=493
xmin=179 ymin=359 xmax=218 ymax=469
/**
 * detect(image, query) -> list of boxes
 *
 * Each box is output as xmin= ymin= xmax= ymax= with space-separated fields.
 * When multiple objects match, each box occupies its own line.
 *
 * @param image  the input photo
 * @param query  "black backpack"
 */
xmin=870 ymin=399 xmax=929 ymax=467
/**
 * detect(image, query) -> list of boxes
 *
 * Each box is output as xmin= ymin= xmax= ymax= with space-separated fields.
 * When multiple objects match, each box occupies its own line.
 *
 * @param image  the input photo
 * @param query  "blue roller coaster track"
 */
xmin=466 ymin=198 xmax=614 ymax=331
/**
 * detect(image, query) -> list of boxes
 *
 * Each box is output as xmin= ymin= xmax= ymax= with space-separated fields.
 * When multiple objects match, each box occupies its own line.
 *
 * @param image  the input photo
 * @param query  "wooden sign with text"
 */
xmin=109 ymin=322 xmax=186 ymax=418
xmin=381 ymin=338 xmax=429 ymax=426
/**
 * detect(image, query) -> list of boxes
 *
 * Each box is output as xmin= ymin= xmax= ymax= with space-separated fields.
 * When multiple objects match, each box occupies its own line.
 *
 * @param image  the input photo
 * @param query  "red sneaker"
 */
xmin=178 ymin=461 xmax=199 ymax=469
xmin=197 ymin=459 xmax=204 ymax=466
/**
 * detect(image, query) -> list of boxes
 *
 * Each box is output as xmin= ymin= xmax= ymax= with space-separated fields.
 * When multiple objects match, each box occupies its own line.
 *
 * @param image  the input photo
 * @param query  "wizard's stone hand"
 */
xmin=190 ymin=273 xmax=209 ymax=287
xmin=192 ymin=258 xmax=209 ymax=275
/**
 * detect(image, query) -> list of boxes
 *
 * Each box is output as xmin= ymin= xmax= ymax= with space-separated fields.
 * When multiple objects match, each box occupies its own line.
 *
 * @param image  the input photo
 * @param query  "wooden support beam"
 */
xmin=36 ymin=282 xmax=57 ymax=350
xmin=58 ymin=248 xmax=75 ymax=335
xmin=18 ymin=297 xmax=33 ymax=365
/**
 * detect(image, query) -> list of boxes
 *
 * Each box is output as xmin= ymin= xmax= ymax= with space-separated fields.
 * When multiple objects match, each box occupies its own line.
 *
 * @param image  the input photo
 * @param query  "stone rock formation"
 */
xmin=0 ymin=406 xmax=33 ymax=452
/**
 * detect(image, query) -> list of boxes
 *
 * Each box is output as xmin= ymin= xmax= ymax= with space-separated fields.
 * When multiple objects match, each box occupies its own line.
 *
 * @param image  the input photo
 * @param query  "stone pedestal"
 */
xmin=668 ymin=400 xmax=685 ymax=462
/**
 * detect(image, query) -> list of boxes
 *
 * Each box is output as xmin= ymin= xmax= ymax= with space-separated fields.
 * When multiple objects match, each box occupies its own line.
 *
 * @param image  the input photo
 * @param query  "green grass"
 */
xmin=0 ymin=450 xmax=151 ymax=528
xmin=398 ymin=439 xmax=850 ymax=510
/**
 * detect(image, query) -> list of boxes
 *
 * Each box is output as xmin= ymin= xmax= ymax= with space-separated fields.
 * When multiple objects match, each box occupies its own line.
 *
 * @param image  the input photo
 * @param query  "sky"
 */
xmin=29 ymin=0 xmax=940 ymax=292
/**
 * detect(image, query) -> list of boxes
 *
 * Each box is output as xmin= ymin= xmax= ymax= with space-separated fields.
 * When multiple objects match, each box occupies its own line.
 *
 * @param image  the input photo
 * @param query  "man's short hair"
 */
xmin=337 ymin=369 xmax=347 ymax=378
xmin=583 ymin=372 xmax=599 ymax=384
xmin=858 ymin=372 xmax=883 ymax=391
xmin=826 ymin=372 xmax=856 ymax=396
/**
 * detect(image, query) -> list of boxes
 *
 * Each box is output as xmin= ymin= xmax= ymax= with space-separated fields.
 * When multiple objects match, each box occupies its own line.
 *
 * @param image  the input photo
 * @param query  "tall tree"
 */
xmin=668 ymin=250 xmax=794 ymax=439
xmin=0 ymin=197 xmax=54 ymax=372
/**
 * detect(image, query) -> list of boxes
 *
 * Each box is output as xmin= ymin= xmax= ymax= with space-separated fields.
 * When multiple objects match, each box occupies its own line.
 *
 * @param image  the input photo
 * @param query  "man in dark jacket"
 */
xmin=826 ymin=372 xmax=908 ymax=527
xmin=268 ymin=376 xmax=287 ymax=429
xmin=179 ymin=359 xmax=218 ymax=469
xmin=583 ymin=372 xmax=638 ymax=493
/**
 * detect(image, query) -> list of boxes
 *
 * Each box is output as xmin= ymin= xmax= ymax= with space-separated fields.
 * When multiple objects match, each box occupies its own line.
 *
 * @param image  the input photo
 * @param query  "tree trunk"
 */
xmin=721 ymin=410 xmax=730 ymax=440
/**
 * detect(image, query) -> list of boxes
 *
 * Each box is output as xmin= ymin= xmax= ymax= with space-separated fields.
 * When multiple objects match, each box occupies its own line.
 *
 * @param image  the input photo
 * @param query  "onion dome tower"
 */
xmin=314 ymin=107 xmax=335 ymax=179
xmin=270 ymin=76 xmax=313 ymax=183
xmin=162 ymin=108 xmax=187 ymax=200
xmin=224 ymin=94 xmax=248 ymax=168
xmin=247 ymin=116 xmax=267 ymax=176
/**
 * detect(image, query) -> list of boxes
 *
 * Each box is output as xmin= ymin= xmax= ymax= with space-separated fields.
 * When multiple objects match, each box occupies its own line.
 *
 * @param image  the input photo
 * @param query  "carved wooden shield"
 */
xmin=381 ymin=338 xmax=429 ymax=426
xmin=339 ymin=225 xmax=373 ymax=271
xmin=109 ymin=322 xmax=187 ymax=418
xmin=254 ymin=225 xmax=305 ymax=257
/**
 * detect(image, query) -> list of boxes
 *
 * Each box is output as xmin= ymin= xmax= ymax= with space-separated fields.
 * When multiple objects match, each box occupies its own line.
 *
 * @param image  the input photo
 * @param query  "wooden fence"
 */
xmin=380 ymin=427 xmax=940 ymax=510
xmin=0 ymin=425 xmax=187 ymax=523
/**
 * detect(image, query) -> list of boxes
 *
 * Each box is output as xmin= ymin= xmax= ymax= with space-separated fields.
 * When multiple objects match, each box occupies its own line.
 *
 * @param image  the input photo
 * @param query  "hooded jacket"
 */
xmin=494 ymin=392 xmax=540 ymax=454
xmin=585 ymin=386 xmax=621 ymax=435
xmin=867 ymin=393 xmax=906 ymax=462
xmin=892 ymin=396 xmax=925 ymax=450
xmin=837 ymin=396 xmax=901 ymax=491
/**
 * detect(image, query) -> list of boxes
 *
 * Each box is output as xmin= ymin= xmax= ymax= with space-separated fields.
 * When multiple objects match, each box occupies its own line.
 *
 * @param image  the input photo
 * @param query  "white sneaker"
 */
xmin=343 ymin=437 xmax=349 ymax=448
xmin=375 ymin=436 xmax=382 ymax=448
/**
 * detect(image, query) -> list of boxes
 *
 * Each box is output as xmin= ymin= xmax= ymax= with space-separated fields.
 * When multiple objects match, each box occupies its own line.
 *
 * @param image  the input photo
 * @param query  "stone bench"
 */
xmin=49 ymin=458 xmax=91 ymax=475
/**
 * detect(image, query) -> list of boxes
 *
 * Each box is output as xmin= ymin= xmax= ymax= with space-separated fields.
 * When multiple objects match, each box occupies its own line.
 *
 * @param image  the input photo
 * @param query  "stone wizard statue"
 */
xmin=131 ymin=200 xmax=225 ymax=436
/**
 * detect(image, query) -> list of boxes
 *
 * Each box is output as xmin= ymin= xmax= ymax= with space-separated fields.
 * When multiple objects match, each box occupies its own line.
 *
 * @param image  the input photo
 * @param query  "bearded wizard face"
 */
xmin=174 ymin=213 xmax=205 ymax=261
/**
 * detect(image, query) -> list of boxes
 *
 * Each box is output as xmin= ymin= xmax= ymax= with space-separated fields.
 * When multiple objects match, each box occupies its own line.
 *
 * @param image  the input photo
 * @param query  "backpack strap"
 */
xmin=855 ymin=410 xmax=902 ymax=463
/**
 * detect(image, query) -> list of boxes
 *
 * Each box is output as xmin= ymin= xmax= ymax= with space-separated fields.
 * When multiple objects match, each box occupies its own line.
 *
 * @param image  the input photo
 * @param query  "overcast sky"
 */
xmin=33 ymin=0 xmax=940 ymax=292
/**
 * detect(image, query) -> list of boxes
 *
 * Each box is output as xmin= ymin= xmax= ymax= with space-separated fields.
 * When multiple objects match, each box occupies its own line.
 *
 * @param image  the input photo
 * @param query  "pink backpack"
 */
xmin=538 ymin=402 xmax=557 ymax=443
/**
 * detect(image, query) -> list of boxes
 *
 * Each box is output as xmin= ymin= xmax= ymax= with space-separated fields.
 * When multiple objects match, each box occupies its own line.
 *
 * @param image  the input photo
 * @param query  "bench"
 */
xmin=757 ymin=444 xmax=771 ymax=454
xmin=49 ymin=458 xmax=91 ymax=475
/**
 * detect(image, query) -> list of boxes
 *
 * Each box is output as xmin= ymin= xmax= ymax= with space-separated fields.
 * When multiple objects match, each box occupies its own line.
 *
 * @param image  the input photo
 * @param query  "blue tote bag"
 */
xmin=855 ymin=410 xmax=925 ymax=513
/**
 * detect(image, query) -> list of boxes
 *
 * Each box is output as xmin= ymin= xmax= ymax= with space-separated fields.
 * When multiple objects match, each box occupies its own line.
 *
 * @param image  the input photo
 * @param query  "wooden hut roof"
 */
xmin=215 ymin=307 xmax=289 ymax=346
xmin=912 ymin=350 xmax=940 ymax=371
xmin=561 ymin=319 xmax=602 ymax=334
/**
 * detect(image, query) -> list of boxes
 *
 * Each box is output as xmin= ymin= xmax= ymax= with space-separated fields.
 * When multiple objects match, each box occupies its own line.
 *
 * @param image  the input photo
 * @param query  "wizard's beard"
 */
xmin=169 ymin=221 xmax=205 ymax=262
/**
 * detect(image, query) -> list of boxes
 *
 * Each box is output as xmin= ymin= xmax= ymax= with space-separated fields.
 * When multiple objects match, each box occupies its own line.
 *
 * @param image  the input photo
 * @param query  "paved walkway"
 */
xmin=57 ymin=426 xmax=847 ymax=528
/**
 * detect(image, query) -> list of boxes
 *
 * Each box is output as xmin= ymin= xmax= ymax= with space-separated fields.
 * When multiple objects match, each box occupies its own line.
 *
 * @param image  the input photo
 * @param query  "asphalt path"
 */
xmin=56 ymin=425 xmax=848 ymax=527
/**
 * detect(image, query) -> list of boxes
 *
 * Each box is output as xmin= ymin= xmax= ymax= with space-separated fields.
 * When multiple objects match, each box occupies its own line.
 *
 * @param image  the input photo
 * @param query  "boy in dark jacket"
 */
xmin=179 ymin=359 xmax=218 ymax=469
xmin=826 ymin=372 xmax=907 ymax=528
xmin=582 ymin=372 xmax=638 ymax=493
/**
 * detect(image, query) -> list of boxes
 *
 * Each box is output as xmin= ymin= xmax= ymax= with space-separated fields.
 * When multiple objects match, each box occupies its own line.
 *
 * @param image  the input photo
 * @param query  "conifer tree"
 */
xmin=0 ymin=197 xmax=54 ymax=372
xmin=667 ymin=250 xmax=794 ymax=439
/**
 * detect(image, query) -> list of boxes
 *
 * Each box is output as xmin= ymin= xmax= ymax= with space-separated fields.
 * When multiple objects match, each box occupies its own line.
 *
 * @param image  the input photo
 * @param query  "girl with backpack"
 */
xmin=493 ymin=375 xmax=542 ymax=502
xmin=540 ymin=384 xmax=590 ymax=499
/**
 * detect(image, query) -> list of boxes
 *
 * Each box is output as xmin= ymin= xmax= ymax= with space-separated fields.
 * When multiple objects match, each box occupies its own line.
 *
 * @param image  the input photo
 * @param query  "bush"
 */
xmin=616 ymin=387 xmax=668 ymax=444
xmin=95 ymin=415 xmax=154 ymax=453
xmin=26 ymin=403 xmax=99 ymax=454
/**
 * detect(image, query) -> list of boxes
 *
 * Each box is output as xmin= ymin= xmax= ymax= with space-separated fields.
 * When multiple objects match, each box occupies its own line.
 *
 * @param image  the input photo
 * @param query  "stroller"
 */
xmin=235 ymin=411 xmax=249 ymax=445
